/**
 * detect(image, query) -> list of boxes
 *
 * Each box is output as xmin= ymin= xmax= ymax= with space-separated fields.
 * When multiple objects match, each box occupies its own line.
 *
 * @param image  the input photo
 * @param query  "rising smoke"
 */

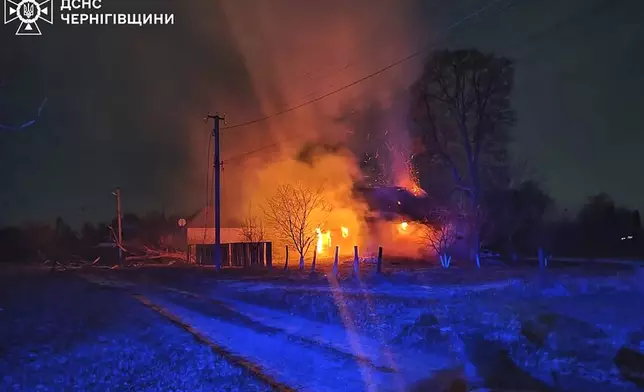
xmin=1 ymin=0 xmax=431 ymax=233
xmin=209 ymin=0 xmax=432 ymax=258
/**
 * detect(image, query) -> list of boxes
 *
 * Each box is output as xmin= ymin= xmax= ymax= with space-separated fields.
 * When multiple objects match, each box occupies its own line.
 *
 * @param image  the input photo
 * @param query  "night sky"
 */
xmin=1 ymin=0 xmax=643 ymax=227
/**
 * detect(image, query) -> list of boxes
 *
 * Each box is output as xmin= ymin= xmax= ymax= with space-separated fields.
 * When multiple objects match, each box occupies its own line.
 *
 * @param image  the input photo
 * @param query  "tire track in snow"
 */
xmin=142 ymin=292 xmax=400 ymax=391
xmin=158 ymin=286 xmax=399 ymax=374
xmin=146 ymin=283 xmax=459 ymax=391
xmin=81 ymin=272 xmax=460 ymax=390
xmin=131 ymin=294 xmax=298 ymax=392
xmin=78 ymin=273 xmax=297 ymax=392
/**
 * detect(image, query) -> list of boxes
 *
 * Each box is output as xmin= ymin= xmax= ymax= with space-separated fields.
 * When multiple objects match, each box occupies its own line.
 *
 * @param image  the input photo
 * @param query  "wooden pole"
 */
xmin=311 ymin=248 xmax=317 ymax=272
xmin=266 ymin=242 xmax=272 ymax=269
xmin=284 ymin=245 xmax=289 ymax=270
xmin=377 ymin=246 xmax=383 ymax=274
xmin=333 ymin=246 xmax=339 ymax=276
xmin=206 ymin=114 xmax=224 ymax=272
xmin=113 ymin=187 xmax=123 ymax=266
xmin=353 ymin=245 xmax=359 ymax=277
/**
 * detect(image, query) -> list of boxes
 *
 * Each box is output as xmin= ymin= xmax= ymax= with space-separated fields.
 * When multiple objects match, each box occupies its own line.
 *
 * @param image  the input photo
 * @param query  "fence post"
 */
xmin=311 ymin=248 xmax=317 ymax=272
xmin=333 ymin=246 xmax=339 ymax=276
xmin=353 ymin=245 xmax=359 ymax=278
xmin=257 ymin=243 xmax=265 ymax=267
xmin=377 ymin=246 xmax=383 ymax=274
xmin=222 ymin=243 xmax=231 ymax=267
xmin=266 ymin=242 xmax=272 ymax=269
xmin=538 ymin=247 xmax=545 ymax=269
xmin=284 ymin=246 xmax=289 ymax=270
xmin=243 ymin=243 xmax=250 ymax=268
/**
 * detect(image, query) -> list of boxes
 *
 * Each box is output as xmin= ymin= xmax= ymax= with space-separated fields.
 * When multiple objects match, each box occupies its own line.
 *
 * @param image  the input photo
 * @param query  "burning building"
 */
xmin=354 ymin=185 xmax=433 ymax=223
xmin=348 ymin=185 xmax=437 ymax=259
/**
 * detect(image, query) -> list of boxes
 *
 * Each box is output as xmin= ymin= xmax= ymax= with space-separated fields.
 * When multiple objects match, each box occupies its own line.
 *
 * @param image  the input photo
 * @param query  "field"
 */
xmin=1 ymin=261 xmax=644 ymax=391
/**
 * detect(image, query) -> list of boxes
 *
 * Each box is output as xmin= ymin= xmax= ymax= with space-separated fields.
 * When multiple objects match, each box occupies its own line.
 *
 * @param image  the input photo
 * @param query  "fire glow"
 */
xmin=316 ymin=228 xmax=332 ymax=255
xmin=247 ymin=132 xmax=431 ymax=261
xmin=316 ymin=226 xmax=351 ymax=255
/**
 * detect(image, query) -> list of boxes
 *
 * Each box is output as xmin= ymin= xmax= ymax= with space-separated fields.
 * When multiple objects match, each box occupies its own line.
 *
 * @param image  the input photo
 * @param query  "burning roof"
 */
xmin=353 ymin=185 xmax=435 ymax=223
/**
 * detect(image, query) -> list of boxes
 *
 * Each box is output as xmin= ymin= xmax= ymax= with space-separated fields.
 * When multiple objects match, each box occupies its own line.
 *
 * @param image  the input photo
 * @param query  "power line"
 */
xmin=269 ymin=0 xmax=458 ymax=104
xmin=223 ymin=142 xmax=281 ymax=164
xmin=221 ymin=0 xmax=614 ymax=166
xmin=221 ymin=0 xmax=510 ymax=131
xmin=219 ymin=0 xmax=515 ymax=166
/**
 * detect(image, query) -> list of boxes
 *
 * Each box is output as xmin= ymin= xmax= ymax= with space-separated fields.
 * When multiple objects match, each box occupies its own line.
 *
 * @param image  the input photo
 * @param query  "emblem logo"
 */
xmin=4 ymin=0 xmax=53 ymax=36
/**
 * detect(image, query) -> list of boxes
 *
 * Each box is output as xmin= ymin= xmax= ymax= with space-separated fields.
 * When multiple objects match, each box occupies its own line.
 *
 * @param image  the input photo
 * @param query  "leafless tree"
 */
xmin=239 ymin=204 xmax=266 ymax=263
xmin=411 ymin=49 xmax=515 ymax=267
xmin=264 ymin=184 xmax=329 ymax=268
xmin=240 ymin=205 xmax=266 ymax=243
xmin=423 ymin=209 xmax=459 ymax=268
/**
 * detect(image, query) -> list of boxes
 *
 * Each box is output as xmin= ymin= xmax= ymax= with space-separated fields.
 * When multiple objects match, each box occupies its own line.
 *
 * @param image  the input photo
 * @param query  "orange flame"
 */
xmin=398 ymin=221 xmax=409 ymax=234
xmin=316 ymin=227 xmax=332 ymax=254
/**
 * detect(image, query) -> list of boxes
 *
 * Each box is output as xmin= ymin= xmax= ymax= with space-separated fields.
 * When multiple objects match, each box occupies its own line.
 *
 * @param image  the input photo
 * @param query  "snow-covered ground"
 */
xmin=0 ymin=267 xmax=271 ymax=391
xmin=3 ymin=264 xmax=644 ymax=391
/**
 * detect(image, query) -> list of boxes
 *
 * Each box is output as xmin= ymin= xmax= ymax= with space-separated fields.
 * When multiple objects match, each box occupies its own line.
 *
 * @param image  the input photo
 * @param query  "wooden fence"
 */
xmin=194 ymin=242 xmax=273 ymax=268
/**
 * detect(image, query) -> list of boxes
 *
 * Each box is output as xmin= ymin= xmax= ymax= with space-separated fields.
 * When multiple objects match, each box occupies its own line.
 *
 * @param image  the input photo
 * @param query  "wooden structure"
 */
xmin=194 ymin=242 xmax=272 ymax=267
xmin=187 ymin=207 xmax=272 ymax=268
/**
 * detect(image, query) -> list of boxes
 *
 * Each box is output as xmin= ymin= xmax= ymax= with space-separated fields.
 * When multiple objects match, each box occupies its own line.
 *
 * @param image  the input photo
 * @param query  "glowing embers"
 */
xmin=410 ymin=185 xmax=424 ymax=196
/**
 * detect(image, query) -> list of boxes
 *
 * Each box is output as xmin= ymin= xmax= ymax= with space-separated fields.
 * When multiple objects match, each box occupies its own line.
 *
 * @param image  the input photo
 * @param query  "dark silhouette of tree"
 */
xmin=484 ymin=180 xmax=553 ymax=258
xmin=633 ymin=210 xmax=641 ymax=236
xmin=21 ymin=222 xmax=56 ymax=262
xmin=577 ymin=194 xmax=639 ymax=257
xmin=80 ymin=222 xmax=101 ymax=245
xmin=0 ymin=227 xmax=31 ymax=263
xmin=53 ymin=217 xmax=78 ymax=263
xmin=411 ymin=49 xmax=515 ymax=266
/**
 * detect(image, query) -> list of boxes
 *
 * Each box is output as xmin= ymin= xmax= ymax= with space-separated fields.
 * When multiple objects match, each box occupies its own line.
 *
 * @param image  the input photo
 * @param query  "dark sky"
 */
xmin=1 ymin=0 xmax=643 ymax=227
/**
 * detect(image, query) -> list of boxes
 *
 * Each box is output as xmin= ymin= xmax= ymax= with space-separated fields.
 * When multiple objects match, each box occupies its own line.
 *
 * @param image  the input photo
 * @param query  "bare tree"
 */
xmin=423 ymin=209 xmax=459 ymax=268
xmin=239 ymin=205 xmax=266 ymax=264
xmin=240 ymin=205 xmax=266 ymax=243
xmin=411 ymin=49 xmax=515 ymax=267
xmin=264 ymin=184 xmax=329 ymax=268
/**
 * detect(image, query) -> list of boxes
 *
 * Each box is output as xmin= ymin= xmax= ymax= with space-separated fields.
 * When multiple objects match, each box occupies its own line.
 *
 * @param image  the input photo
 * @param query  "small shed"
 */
xmin=186 ymin=206 xmax=272 ymax=267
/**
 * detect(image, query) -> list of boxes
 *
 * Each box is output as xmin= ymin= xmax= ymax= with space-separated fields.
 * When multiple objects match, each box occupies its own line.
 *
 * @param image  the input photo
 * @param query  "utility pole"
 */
xmin=206 ymin=114 xmax=224 ymax=271
xmin=112 ymin=187 xmax=123 ymax=265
